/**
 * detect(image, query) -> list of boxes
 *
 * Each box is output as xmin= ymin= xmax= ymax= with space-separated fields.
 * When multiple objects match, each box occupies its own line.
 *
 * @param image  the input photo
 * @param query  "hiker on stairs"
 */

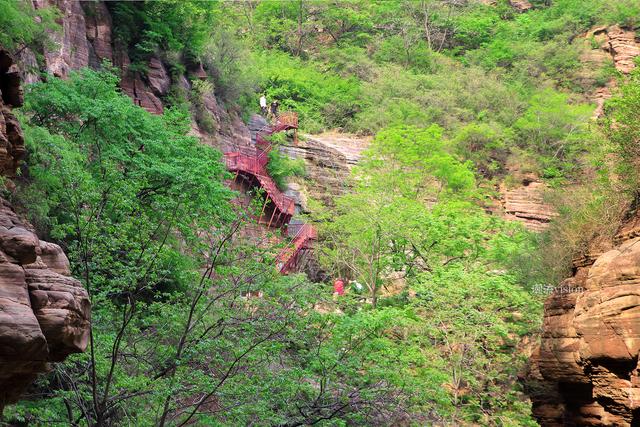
xmin=259 ymin=94 xmax=267 ymax=115
xmin=270 ymin=100 xmax=279 ymax=120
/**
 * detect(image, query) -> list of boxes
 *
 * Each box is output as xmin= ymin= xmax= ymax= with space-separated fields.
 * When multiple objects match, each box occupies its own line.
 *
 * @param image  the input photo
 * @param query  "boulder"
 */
xmin=0 ymin=197 xmax=90 ymax=410
xmin=509 ymin=0 xmax=532 ymax=12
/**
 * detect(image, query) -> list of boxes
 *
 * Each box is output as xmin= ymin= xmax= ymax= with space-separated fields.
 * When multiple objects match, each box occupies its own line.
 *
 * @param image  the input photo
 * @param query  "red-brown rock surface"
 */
xmin=577 ymin=26 xmax=639 ymax=118
xmin=501 ymin=178 xmax=555 ymax=232
xmin=0 ymin=50 xmax=90 ymax=411
xmin=0 ymin=50 xmax=26 ymax=177
xmin=527 ymin=210 xmax=640 ymax=426
xmin=83 ymin=1 xmax=113 ymax=66
xmin=509 ymin=0 xmax=532 ymax=12
xmin=115 ymin=48 xmax=165 ymax=115
xmin=31 ymin=0 xmax=165 ymax=114
xmin=605 ymin=26 xmax=640 ymax=75
xmin=34 ymin=0 xmax=90 ymax=78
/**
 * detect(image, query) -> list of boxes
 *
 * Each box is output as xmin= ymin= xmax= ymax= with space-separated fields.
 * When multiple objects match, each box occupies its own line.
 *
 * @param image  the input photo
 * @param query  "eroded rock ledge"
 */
xmin=501 ymin=178 xmax=555 ymax=232
xmin=526 ymin=208 xmax=640 ymax=426
xmin=578 ymin=25 xmax=640 ymax=118
xmin=0 ymin=50 xmax=90 ymax=411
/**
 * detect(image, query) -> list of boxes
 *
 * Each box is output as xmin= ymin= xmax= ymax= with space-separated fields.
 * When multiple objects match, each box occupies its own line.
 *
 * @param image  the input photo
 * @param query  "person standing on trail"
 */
xmin=259 ymin=94 xmax=267 ymax=115
xmin=270 ymin=100 xmax=279 ymax=119
xmin=350 ymin=280 xmax=363 ymax=294
xmin=333 ymin=278 xmax=345 ymax=296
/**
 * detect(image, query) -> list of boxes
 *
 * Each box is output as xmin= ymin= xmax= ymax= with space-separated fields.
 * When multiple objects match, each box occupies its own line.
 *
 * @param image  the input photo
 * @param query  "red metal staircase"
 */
xmin=223 ymin=112 xmax=316 ymax=273
xmin=276 ymin=223 xmax=317 ymax=274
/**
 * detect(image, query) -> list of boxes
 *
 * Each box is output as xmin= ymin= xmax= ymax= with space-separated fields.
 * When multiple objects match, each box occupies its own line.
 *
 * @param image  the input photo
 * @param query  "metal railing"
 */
xmin=224 ymin=149 xmax=296 ymax=216
xmin=277 ymin=223 xmax=317 ymax=273
xmin=275 ymin=111 xmax=298 ymax=129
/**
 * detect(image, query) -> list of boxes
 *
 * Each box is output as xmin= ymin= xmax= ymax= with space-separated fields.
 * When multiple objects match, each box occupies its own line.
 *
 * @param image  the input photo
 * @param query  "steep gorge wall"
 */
xmin=0 ymin=49 xmax=89 ymax=411
xmin=526 ymin=27 xmax=640 ymax=426
xmin=527 ymin=210 xmax=640 ymax=426
xmin=501 ymin=25 xmax=640 ymax=233
xmin=23 ymin=0 xmax=247 ymax=144
xmin=26 ymin=0 xmax=167 ymax=114
xmin=1 ymin=0 xmax=256 ymax=409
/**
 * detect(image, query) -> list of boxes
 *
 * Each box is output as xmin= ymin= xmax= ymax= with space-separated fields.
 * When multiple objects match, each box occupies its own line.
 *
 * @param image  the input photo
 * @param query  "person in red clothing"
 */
xmin=333 ymin=278 xmax=345 ymax=296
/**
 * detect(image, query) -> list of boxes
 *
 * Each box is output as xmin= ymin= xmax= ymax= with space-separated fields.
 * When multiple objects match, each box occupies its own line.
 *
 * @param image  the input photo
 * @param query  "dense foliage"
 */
xmin=2 ymin=0 xmax=640 ymax=425
xmin=318 ymin=125 xmax=540 ymax=424
xmin=6 ymin=70 xmax=413 ymax=426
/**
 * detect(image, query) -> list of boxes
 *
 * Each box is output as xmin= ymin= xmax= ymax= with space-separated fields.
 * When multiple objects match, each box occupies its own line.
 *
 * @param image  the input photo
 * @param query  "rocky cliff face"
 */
xmin=28 ymin=0 xmax=167 ymax=114
xmin=0 ymin=49 xmax=90 ymax=411
xmin=527 ymin=209 xmax=640 ymax=426
xmin=18 ymin=0 xmax=249 ymax=142
xmin=500 ymin=178 xmax=555 ymax=232
xmin=525 ymin=28 xmax=640 ymax=424
xmin=283 ymin=133 xmax=369 ymax=209
xmin=577 ymin=26 xmax=640 ymax=118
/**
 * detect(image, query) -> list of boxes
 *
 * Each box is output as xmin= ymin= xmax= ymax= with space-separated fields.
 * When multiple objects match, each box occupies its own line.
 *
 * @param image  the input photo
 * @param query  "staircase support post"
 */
xmin=259 ymin=197 xmax=269 ymax=222
xmin=267 ymin=205 xmax=277 ymax=228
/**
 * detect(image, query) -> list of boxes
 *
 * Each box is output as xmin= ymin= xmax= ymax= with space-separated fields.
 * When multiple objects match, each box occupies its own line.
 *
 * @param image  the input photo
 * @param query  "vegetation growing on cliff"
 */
xmin=0 ymin=0 xmax=58 ymax=55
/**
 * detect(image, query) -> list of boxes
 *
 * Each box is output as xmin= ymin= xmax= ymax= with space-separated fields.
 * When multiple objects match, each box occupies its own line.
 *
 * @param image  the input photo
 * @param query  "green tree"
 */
xmin=321 ymin=125 xmax=477 ymax=307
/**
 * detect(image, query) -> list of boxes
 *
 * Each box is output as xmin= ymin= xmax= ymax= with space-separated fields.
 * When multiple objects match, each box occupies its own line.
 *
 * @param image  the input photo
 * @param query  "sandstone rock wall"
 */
xmin=501 ymin=179 xmax=555 ymax=232
xmin=527 ymin=208 xmax=640 ymax=426
xmin=28 ymin=0 xmax=167 ymax=114
xmin=0 ymin=50 xmax=90 ymax=411
xmin=577 ymin=26 xmax=640 ymax=118
xmin=21 ymin=0 xmax=250 ymax=137
xmin=526 ymin=29 xmax=640 ymax=423
xmin=283 ymin=133 xmax=368 ymax=209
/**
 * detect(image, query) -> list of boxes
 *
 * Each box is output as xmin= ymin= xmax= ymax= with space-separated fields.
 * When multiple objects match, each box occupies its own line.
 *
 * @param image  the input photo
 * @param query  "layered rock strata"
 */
xmin=577 ymin=26 xmax=639 ymax=118
xmin=0 ymin=50 xmax=90 ymax=411
xmin=501 ymin=179 xmax=555 ymax=232
xmin=527 ymin=209 xmax=640 ymax=426
xmin=283 ymin=135 xmax=362 ymax=209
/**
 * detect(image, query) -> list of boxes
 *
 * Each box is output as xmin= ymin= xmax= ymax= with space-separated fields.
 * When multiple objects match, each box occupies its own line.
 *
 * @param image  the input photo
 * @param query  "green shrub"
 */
xmin=251 ymin=51 xmax=361 ymax=132
xmin=513 ymin=88 xmax=593 ymax=178
xmin=453 ymin=122 xmax=512 ymax=178
xmin=266 ymin=149 xmax=306 ymax=190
